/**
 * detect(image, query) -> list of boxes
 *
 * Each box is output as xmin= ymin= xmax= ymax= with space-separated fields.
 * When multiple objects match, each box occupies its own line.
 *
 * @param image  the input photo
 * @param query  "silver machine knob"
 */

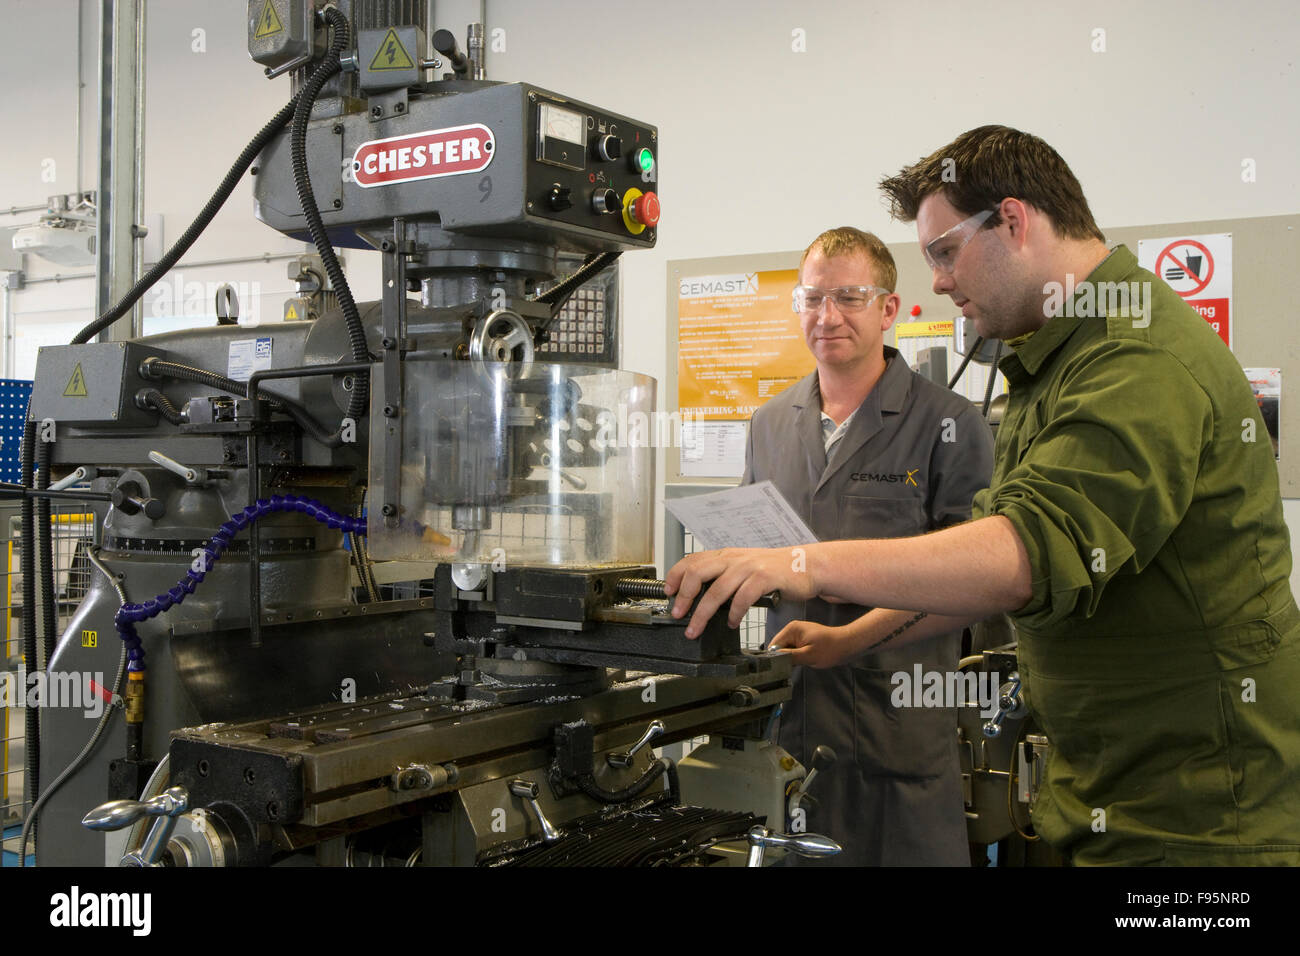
xmin=982 ymin=672 xmax=1026 ymax=739
xmin=607 ymin=719 xmax=665 ymax=768
xmin=745 ymin=825 xmax=841 ymax=867
xmin=82 ymin=786 xmax=191 ymax=867
xmin=508 ymin=779 xmax=561 ymax=843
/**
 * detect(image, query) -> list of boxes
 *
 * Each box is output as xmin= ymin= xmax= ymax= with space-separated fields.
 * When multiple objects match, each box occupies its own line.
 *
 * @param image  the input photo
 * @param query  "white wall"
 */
xmin=2 ymin=0 xmax=1298 ymax=578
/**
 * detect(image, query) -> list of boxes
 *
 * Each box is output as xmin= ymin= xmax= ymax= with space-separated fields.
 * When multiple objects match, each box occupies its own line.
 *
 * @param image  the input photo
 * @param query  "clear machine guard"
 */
xmin=368 ymin=360 xmax=656 ymax=568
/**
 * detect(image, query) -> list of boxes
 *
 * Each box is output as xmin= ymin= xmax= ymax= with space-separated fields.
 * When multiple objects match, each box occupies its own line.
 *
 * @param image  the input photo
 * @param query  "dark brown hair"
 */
xmin=879 ymin=126 xmax=1105 ymax=242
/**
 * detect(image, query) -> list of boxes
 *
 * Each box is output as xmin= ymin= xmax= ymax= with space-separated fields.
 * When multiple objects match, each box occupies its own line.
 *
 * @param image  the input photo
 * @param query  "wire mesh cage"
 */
xmin=2 ymin=500 xmax=97 ymax=866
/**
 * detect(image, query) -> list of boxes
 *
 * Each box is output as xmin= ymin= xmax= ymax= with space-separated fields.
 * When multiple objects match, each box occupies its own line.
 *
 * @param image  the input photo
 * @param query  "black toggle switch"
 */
xmin=547 ymin=184 xmax=573 ymax=211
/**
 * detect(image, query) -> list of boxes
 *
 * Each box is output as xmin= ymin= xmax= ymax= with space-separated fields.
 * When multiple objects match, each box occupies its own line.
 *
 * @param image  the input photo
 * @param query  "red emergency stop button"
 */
xmin=632 ymin=191 xmax=660 ymax=227
xmin=620 ymin=188 xmax=658 ymax=235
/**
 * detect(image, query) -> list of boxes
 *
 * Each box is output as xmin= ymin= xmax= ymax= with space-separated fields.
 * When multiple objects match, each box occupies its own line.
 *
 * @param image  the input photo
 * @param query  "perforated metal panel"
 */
xmin=537 ymin=257 xmax=618 ymax=366
xmin=0 ymin=380 xmax=33 ymax=484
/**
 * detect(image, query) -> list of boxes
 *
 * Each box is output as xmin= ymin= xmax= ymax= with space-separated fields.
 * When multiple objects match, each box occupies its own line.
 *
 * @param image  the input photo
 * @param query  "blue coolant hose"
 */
xmin=113 ymin=495 xmax=366 ymax=671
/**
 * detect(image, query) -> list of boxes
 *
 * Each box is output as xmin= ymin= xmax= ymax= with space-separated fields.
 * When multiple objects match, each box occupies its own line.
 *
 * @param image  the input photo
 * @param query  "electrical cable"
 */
xmin=70 ymin=96 xmax=300 ymax=344
xmin=346 ymin=527 xmax=372 ymax=602
xmin=356 ymin=490 xmax=379 ymax=600
xmin=139 ymin=359 xmax=275 ymax=406
xmin=348 ymin=489 xmax=379 ymax=602
xmin=18 ymin=547 xmax=128 ymax=867
xmin=69 ymin=7 xmax=370 ymax=446
xmin=18 ymin=420 xmax=39 ymax=852
xmin=36 ymin=440 xmax=55 ymax=669
xmin=136 ymin=388 xmax=185 ymax=425
xmin=981 ymin=340 xmax=1004 ymax=418
xmin=289 ymin=7 xmax=369 ymax=441
xmin=530 ymin=251 xmax=620 ymax=318
xmin=575 ymin=756 xmax=675 ymax=805
xmin=358 ymin=532 xmax=380 ymax=601
xmin=139 ymin=358 xmax=343 ymax=446
xmin=947 ymin=334 xmax=985 ymax=390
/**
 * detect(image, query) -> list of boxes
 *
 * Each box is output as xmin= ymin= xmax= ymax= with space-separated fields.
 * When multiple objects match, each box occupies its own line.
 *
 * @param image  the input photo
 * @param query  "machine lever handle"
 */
xmin=148 ymin=450 xmax=204 ymax=483
xmin=83 ymin=786 xmax=189 ymax=831
xmin=982 ymin=672 xmax=1024 ymax=739
xmin=49 ymin=466 xmax=90 ymax=492
xmin=788 ymin=744 xmax=837 ymax=818
xmin=85 ymin=786 xmax=191 ymax=868
xmin=745 ymin=825 xmax=841 ymax=866
xmin=607 ymin=719 xmax=665 ymax=768
xmin=508 ymin=779 xmax=560 ymax=843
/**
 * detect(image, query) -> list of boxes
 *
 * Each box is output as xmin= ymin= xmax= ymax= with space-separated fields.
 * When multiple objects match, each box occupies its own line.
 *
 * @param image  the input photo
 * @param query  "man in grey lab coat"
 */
xmin=743 ymin=227 xmax=994 ymax=865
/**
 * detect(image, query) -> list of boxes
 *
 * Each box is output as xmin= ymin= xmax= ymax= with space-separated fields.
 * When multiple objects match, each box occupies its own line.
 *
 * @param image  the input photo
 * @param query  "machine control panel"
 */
xmin=529 ymin=90 xmax=658 ymax=244
xmin=253 ymin=82 xmax=656 ymax=254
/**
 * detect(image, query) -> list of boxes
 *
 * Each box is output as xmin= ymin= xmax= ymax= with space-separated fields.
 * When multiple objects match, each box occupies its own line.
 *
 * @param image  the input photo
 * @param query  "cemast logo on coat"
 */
xmin=849 ymin=468 xmax=919 ymax=486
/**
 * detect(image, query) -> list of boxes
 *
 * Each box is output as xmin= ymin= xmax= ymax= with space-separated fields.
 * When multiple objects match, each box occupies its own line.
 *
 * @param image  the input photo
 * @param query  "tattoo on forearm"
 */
xmin=874 ymin=611 xmax=928 ymax=649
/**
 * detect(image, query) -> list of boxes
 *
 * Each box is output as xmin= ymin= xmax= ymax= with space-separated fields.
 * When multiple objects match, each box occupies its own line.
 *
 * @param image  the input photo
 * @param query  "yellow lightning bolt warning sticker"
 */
xmin=369 ymin=29 xmax=415 ymax=70
xmin=254 ymin=0 xmax=284 ymax=40
xmin=63 ymin=363 xmax=88 ymax=397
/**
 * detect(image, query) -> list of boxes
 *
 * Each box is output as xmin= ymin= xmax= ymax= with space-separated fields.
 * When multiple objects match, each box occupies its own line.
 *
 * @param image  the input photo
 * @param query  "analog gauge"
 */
xmin=540 ymin=103 xmax=584 ymax=145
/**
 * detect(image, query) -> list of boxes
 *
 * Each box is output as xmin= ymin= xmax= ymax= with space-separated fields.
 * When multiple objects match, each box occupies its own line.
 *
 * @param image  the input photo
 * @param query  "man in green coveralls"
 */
xmin=665 ymin=126 xmax=1300 ymax=865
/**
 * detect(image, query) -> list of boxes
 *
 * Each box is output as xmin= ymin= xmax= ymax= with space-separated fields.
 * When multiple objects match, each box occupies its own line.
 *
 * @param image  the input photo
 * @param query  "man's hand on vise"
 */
xmin=769 ymin=620 xmax=854 ymax=668
xmin=664 ymin=546 xmax=819 ymax=639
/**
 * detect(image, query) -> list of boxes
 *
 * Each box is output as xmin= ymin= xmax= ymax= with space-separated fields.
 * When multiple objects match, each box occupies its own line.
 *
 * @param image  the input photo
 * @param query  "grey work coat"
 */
xmin=742 ymin=347 xmax=995 ymax=866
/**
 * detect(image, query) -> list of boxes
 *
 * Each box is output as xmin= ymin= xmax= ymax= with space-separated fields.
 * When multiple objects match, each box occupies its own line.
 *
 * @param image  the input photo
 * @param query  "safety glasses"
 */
xmin=923 ymin=208 xmax=996 ymax=274
xmin=791 ymin=285 xmax=889 ymax=314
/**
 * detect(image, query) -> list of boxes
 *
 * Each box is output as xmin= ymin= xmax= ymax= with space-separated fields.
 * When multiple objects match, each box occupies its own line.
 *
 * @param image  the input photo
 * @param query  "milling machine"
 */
xmin=19 ymin=1 xmax=832 ymax=868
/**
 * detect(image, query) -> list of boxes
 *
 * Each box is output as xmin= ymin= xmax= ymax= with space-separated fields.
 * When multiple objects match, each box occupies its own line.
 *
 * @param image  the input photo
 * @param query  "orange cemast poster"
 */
xmin=677 ymin=268 xmax=812 ymax=422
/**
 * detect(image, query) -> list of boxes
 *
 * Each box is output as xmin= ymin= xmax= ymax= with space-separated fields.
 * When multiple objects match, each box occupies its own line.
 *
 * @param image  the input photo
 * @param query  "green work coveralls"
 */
xmin=972 ymin=245 xmax=1300 ymax=865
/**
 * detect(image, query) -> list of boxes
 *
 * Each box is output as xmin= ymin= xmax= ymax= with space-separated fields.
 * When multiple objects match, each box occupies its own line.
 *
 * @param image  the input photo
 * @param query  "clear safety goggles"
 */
xmin=791 ymin=285 xmax=889 ymax=314
xmin=923 ymin=208 xmax=996 ymax=274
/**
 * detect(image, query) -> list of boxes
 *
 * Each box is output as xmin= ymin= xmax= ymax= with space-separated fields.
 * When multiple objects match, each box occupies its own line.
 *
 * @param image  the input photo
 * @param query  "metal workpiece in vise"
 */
xmin=83 ymin=786 xmax=191 ymax=867
xmin=983 ymin=672 xmax=1027 ymax=739
xmin=615 ymin=577 xmax=782 ymax=611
